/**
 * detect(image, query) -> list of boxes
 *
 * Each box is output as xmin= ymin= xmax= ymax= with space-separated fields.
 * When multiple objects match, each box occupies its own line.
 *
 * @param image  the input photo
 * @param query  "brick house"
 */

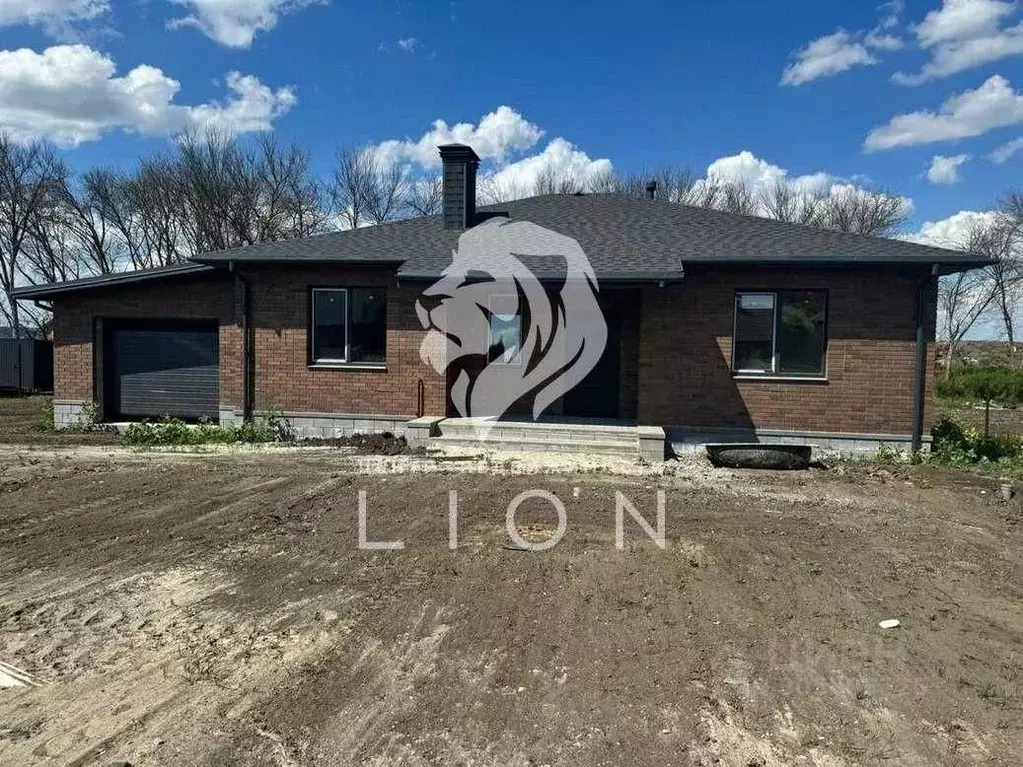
xmin=13 ymin=144 xmax=990 ymax=457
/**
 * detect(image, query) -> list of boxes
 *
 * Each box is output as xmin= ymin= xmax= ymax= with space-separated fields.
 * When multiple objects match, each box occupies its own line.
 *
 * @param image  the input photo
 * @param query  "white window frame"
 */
xmin=732 ymin=292 xmax=777 ymax=374
xmin=311 ymin=287 xmax=350 ymax=364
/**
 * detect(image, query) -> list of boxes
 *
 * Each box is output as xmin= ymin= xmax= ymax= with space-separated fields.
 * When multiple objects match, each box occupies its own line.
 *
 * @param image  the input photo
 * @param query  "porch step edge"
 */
xmin=430 ymin=435 xmax=639 ymax=456
xmin=437 ymin=418 xmax=638 ymax=436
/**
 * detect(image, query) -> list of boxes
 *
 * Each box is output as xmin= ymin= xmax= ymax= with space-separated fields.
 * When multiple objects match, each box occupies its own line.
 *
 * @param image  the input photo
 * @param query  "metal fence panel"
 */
xmin=0 ymin=339 xmax=53 ymax=392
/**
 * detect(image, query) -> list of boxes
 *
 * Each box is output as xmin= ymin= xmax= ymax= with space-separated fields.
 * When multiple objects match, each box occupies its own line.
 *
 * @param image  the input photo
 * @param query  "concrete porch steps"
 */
xmin=429 ymin=434 xmax=639 ymax=456
xmin=416 ymin=417 xmax=666 ymax=461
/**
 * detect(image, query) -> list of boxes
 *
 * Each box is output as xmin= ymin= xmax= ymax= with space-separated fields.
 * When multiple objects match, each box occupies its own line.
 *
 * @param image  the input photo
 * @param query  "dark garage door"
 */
xmin=105 ymin=321 xmax=219 ymax=421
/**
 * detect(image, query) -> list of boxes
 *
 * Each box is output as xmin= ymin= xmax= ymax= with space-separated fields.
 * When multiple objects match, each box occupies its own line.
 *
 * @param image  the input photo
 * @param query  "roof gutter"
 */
xmin=192 ymin=256 xmax=406 ymax=267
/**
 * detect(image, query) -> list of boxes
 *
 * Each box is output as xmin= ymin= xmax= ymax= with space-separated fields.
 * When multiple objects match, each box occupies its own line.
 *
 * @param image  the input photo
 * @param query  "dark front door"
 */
xmin=104 ymin=320 xmax=219 ymax=421
xmin=562 ymin=302 xmax=623 ymax=419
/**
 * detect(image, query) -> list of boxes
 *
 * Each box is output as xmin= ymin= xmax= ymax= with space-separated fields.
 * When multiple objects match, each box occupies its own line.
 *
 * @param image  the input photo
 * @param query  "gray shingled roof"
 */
xmin=13 ymin=194 xmax=991 ymax=299
xmin=11 ymin=262 xmax=216 ymax=300
xmin=196 ymin=194 xmax=989 ymax=278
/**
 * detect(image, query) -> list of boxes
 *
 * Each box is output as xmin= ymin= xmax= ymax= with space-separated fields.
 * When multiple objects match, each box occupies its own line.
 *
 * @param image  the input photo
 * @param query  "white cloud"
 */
xmin=396 ymin=37 xmax=419 ymax=52
xmin=698 ymin=151 xmax=831 ymax=196
xmin=780 ymin=31 xmax=878 ymax=86
xmin=690 ymin=150 xmax=913 ymax=215
xmin=880 ymin=0 xmax=906 ymax=30
xmin=865 ymin=75 xmax=1023 ymax=150
xmin=0 ymin=0 xmax=107 ymax=26
xmin=780 ymin=4 xmax=905 ymax=86
xmin=0 ymin=0 xmax=108 ymax=39
xmin=0 ymin=45 xmax=295 ymax=146
xmin=916 ymin=0 xmax=1014 ymax=46
xmin=864 ymin=30 xmax=905 ymax=51
xmin=362 ymin=106 xmax=609 ymax=201
xmin=894 ymin=0 xmax=1023 ymax=84
xmin=167 ymin=0 xmax=324 ymax=48
xmin=990 ymin=135 xmax=1023 ymax=161
xmin=903 ymin=208 xmax=1001 ymax=246
xmin=186 ymin=72 xmax=296 ymax=134
xmin=370 ymin=105 xmax=544 ymax=168
xmin=927 ymin=153 xmax=970 ymax=183
xmin=480 ymin=138 xmax=612 ymax=200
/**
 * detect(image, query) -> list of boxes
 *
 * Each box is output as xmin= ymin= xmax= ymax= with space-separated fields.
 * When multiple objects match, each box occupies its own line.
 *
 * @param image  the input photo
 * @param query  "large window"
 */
xmin=311 ymin=288 xmax=386 ymax=365
xmin=732 ymin=290 xmax=827 ymax=377
xmin=488 ymin=295 xmax=522 ymax=364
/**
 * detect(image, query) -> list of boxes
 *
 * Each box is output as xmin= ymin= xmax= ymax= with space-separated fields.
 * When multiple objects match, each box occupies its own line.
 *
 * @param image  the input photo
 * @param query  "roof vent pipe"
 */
xmin=646 ymin=179 xmax=657 ymax=200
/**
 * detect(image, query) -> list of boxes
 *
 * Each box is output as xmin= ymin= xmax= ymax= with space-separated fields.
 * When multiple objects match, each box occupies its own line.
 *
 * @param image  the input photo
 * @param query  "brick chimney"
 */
xmin=438 ymin=143 xmax=480 ymax=230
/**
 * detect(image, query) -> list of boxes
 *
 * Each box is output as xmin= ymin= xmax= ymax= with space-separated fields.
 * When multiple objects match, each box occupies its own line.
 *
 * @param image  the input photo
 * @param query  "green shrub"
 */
xmin=121 ymin=410 xmax=291 ymax=447
xmin=932 ymin=415 xmax=972 ymax=454
xmin=39 ymin=399 xmax=54 ymax=433
xmin=974 ymin=434 xmax=1023 ymax=462
xmin=930 ymin=414 xmax=1023 ymax=467
xmin=123 ymin=417 xmax=202 ymax=446
xmin=236 ymin=408 xmax=291 ymax=443
xmin=874 ymin=443 xmax=905 ymax=464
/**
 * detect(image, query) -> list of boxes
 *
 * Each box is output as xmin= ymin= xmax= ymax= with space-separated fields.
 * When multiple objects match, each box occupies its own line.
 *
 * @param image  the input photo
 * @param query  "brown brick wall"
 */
xmin=52 ymin=274 xmax=239 ymax=410
xmin=50 ymin=265 xmax=446 ymax=419
xmin=636 ymin=266 xmax=937 ymax=436
xmin=243 ymin=265 xmax=445 ymax=417
xmin=51 ymin=263 xmax=938 ymax=437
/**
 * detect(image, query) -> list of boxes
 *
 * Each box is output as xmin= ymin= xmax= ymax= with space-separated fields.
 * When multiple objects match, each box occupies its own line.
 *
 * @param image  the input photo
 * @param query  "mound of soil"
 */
xmin=297 ymin=432 xmax=423 ymax=455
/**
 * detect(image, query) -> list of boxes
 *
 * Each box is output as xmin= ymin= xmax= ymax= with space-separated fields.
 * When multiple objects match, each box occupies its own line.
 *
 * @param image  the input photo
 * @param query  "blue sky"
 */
xmin=2 ymin=0 xmax=1023 ymax=242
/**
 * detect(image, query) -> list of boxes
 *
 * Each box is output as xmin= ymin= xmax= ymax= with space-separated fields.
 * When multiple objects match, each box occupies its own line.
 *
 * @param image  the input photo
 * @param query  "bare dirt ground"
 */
xmin=1 ymin=415 xmax=1022 ymax=764
xmin=0 ymin=396 xmax=118 ymax=447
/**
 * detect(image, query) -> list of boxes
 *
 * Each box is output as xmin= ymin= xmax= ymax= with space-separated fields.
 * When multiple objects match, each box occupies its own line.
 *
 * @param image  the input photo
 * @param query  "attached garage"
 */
xmin=102 ymin=320 xmax=220 ymax=421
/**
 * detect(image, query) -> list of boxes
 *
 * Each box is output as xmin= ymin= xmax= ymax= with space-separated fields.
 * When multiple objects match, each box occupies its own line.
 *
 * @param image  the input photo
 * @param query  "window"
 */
xmin=488 ymin=295 xmax=522 ymax=364
xmin=311 ymin=288 xmax=386 ymax=365
xmin=732 ymin=290 xmax=827 ymax=377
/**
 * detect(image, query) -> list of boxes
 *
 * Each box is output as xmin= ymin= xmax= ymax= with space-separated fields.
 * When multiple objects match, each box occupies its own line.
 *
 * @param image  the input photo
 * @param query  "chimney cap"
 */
xmin=438 ymin=143 xmax=480 ymax=163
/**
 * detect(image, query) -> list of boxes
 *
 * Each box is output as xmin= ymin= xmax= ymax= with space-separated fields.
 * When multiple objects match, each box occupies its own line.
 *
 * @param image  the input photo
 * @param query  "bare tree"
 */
xmin=52 ymin=170 xmax=121 ymax=276
xmin=586 ymin=167 xmax=620 ymax=195
xmin=719 ymin=179 xmax=758 ymax=216
xmin=688 ymin=179 xmax=722 ymax=209
xmin=330 ymin=147 xmax=410 ymax=228
xmin=533 ymin=165 xmax=577 ymax=196
xmin=974 ymin=197 xmax=1023 ymax=345
xmin=22 ymin=166 xmax=91 ymax=287
xmin=655 ymin=166 xmax=698 ymax=204
xmin=760 ymin=180 xmax=797 ymax=222
xmin=590 ymin=165 xmax=698 ymax=202
xmin=83 ymin=168 xmax=145 ymax=270
xmin=759 ymin=180 xmax=830 ymax=227
xmin=131 ymin=156 xmax=190 ymax=267
xmin=362 ymin=158 xmax=409 ymax=225
xmin=820 ymin=186 xmax=908 ymax=237
xmin=935 ymin=220 xmax=1007 ymax=365
xmin=252 ymin=134 xmax=327 ymax=240
xmin=174 ymin=131 xmax=328 ymax=249
xmin=940 ymin=271 xmax=995 ymax=367
xmin=477 ymin=175 xmax=531 ymax=205
xmin=406 ymin=175 xmax=444 ymax=216
xmin=0 ymin=135 xmax=64 ymax=333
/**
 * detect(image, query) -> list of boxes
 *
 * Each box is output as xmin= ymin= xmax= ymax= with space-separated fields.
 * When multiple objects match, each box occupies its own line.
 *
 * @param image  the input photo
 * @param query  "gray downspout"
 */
xmin=910 ymin=264 xmax=939 ymax=455
xmin=231 ymin=262 xmax=253 ymax=420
